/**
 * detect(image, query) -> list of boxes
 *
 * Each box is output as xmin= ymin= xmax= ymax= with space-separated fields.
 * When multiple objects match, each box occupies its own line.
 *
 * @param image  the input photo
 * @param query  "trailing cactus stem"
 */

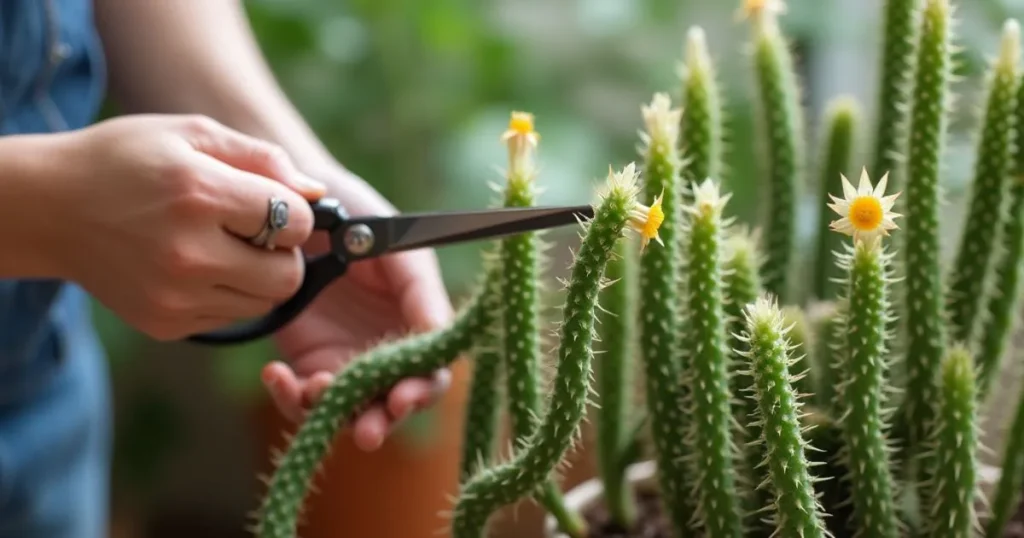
xmin=739 ymin=295 xmax=828 ymax=538
xmin=254 ymin=268 xmax=500 ymax=538
xmin=450 ymin=163 xmax=660 ymax=538
xmin=945 ymin=19 xmax=1020 ymax=346
xmin=813 ymin=97 xmax=859 ymax=301
xmin=835 ymin=237 xmax=900 ymax=537
xmin=975 ymin=60 xmax=1024 ymax=400
xmin=459 ymin=278 xmax=503 ymax=482
xmin=637 ymin=94 xmax=697 ymax=536
xmin=895 ymin=0 xmax=954 ymax=468
xmin=682 ymin=179 xmax=743 ymax=537
xmin=595 ymin=237 xmax=639 ymax=526
xmin=747 ymin=2 xmax=806 ymax=302
xmin=679 ymin=25 xmax=724 ymax=201
xmin=497 ymin=112 xmax=581 ymax=532
xmin=923 ymin=346 xmax=979 ymax=538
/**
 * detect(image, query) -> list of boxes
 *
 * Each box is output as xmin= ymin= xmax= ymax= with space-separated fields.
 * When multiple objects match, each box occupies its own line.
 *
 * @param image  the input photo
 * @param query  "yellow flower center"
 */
xmin=848 ymin=196 xmax=883 ymax=231
xmin=508 ymin=112 xmax=535 ymax=136
xmin=641 ymin=198 xmax=665 ymax=241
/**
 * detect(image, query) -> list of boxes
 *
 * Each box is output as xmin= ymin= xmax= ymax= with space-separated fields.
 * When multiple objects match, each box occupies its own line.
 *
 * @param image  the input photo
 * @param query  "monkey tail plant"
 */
xmin=450 ymin=162 xmax=665 ymax=538
xmin=827 ymin=169 xmax=902 ymax=537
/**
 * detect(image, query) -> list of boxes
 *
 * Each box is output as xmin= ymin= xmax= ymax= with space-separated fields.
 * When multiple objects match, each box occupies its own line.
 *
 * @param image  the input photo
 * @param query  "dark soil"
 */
xmin=581 ymin=489 xmax=673 ymax=538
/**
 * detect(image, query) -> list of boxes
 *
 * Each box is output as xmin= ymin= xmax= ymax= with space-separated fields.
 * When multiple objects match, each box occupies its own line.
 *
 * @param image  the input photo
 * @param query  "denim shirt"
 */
xmin=0 ymin=1 xmax=110 ymax=536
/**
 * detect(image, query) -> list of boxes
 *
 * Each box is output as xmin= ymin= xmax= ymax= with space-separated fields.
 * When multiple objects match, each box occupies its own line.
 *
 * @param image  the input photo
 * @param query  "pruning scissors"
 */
xmin=187 ymin=197 xmax=595 ymax=345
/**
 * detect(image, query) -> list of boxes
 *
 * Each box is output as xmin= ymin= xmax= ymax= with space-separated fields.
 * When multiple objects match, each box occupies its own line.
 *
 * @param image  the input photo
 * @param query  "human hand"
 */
xmin=262 ymin=168 xmax=455 ymax=452
xmin=53 ymin=114 xmax=327 ymax=340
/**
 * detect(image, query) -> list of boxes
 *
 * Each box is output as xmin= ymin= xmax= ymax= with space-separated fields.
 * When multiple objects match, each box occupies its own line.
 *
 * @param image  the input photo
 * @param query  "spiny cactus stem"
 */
xmin=812 ymin=97 xmax=859 ymax=301
xmin=679 ymin=25 xmax=724 ymax=203
xmin=254 ymin=268 xmax=500 ymax=538
xmin=945 ymin=19 xmax=1020 ymax=346
xmin=738 ymin=295 xmax=828 ymax=538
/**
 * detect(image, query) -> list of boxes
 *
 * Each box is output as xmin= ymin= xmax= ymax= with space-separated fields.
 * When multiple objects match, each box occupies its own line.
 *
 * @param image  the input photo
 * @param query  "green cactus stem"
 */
xmin=722 ymin=227 xmax=769 ymax=530
xmin=812 ymin=97 xmax=859 ymax=302
xmin=923 ymin=346 xmax=979 ymax=538
xmin=681 ymin=179 xmax=743 ymax=537
xmin=833 ymin=235 xmax=901 ymax=538
xmin=679 ymin=25 xmax=724 ymax=202
xmin=459 ymin=260 xmax=504 ymax=482
xmin=744 ymin=0 xmax=806 ymax=302
xmin=450 ymin=163 xmax=663 ymax=538
xmin=802 ymin=407 xmax=854 ymax=537
xmin=636 ymin=93 xmax=697 ymax=537
xmin=496 ymin=112 xmax=583 ymax=534
xmin=869 ymin=0 xmax=920 ymax=189
xmin=780 ymin=305 xmax=815 ymax=400
xmin=807 ymin=300 xmax=842 ymax=414
xmin=945 ymin=20 xmax=1020 ymax=346
xmin=254 ymin=266 xmax=501 ymax=538
xmin=893 ymin=0 xmax=955 ymax=468
xmin=594 ymin=236 xmax=640 ymax=527
xmin=738 ymin=294 xmax=828 ymax=538
xmin=974 ymin=57 xmax=1024 ymax=401
xmin=985 ymin=371 xmax=1024 ymax=538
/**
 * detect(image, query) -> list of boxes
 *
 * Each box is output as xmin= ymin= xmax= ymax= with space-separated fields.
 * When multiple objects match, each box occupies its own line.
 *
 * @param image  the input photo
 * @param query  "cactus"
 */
xmin=254 ymin=264 xmax=502 ymax=538
xmin=450 ymin=163 xmax=664 ymax=538
xmin=827 ymin=170 xmax=902 ymax=537
xmin=679 ymin=25 xmax=725 ymax=202
xmin=945 ymin=20 xmax=1020 ymax=347
xmin=680 ymin=179 xmax=743 ymax=537
xmin=594 ymin=236 xmax=640 ymax=527
xmin=742 ymin=0 xmax=806 ymax=302
xmin=922 ymin=346 xmax=979 ymax=538
xmin=636 ymin=93 xmax=698 ymax=536
xmin=737 ymin=295 xmax=828 ymax=538
xmin=812 ymin=97 xmax=860 ymax=302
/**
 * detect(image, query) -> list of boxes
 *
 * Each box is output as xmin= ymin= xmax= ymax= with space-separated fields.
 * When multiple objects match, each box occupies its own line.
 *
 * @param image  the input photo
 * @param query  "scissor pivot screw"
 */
xmin=344 ymin=224 xmax=375 ymax=255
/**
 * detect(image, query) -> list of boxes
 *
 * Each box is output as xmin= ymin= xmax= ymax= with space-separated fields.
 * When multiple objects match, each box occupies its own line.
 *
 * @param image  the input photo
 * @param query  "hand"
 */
xmin=53 ymin=114 xmax=327 ymax=340
xmin=261 ymin=169 xmax=455 ymax=452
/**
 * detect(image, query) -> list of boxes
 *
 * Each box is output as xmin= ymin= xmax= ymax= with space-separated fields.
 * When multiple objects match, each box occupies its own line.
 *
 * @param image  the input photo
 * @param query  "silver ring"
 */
xmin=251 ymin=197 xmax=289 ymax=249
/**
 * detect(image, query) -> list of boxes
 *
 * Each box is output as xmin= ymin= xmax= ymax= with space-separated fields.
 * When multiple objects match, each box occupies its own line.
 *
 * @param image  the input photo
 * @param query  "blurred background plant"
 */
xmin=93 ymin=0 xmax=1024 ymax=536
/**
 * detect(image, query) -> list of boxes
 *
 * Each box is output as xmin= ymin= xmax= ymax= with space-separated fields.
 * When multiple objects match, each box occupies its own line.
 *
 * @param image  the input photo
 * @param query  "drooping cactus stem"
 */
xmin=945 ymin=19 xmax=1020 ymax=346
xmin=450 ymin=163 xmax=663 ymax=538
xmin=681 ymin=179 xmax=743 ymax=537
xmin=738 ymin=294 xmax=828 ymax=538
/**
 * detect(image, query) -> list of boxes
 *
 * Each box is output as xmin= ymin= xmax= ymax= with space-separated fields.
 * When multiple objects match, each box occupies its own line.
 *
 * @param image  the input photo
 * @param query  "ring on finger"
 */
xmin=250 ymin=197 xmax=290 ymax=249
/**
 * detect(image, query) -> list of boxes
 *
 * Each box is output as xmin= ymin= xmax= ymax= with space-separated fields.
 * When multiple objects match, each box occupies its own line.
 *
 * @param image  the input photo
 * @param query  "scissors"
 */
xmin=187 ymin=197 xmax=595 ymax=345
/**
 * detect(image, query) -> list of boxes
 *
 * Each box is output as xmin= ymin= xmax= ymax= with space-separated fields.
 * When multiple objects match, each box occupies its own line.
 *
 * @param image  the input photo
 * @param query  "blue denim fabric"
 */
xmin=0 ymin=1 xmax=110 ymax=537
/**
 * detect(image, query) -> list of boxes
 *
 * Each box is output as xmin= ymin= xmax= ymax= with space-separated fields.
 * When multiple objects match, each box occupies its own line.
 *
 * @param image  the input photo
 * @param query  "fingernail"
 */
xmin=296 ymin=173 xmax=327 ymax=193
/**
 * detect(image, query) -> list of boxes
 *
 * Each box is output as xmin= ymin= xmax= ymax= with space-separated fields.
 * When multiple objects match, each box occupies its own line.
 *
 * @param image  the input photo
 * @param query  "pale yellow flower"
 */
xmin=827 ymin=167 xmax=901 ymax=244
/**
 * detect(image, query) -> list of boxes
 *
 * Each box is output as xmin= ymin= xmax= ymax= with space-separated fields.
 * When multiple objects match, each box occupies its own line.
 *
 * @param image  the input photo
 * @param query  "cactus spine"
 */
xmin=681 ymin=179 xmax=743 ymax=537
xmin=254 ymin=268 xmax=501 ymax=538
xmin=894 ymin=0 xmax=955 ymax=468
xmin=636 ymin=93 xmax=697 ymax=536
xmin=450 ymin=163 xmax=664 ymax=538
xmin=496 ymin=112 xmax=584 ymax=536
xmin=738 ymin=295 xmax=828 ymax=538
xmin=744 ymin=0 xmax=806 ymax=302
xmin=594 ymin=236 xmax=639 ymax=527
xmin=828 ymin=170 xmax=902 ymax=538
xmin=812 ymin=97 xmax=859 ymax=302
xmin=923 ymin=346 xmax=979 ymax=538
xmin=679 ymin=25 xmax=724 ymax=200
xmin=945 ymin=20 xmax=1020 ymax=346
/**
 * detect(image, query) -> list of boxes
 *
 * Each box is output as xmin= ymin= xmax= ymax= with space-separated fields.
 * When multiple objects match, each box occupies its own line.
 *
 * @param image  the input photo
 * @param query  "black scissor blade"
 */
xmin=343 ymin=204 xmax=595 ymax=260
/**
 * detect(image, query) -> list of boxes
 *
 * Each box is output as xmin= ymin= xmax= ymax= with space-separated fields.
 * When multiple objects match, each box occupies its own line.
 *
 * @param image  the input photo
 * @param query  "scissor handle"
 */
xmin=185 ymin=199 xmax=349 ymax=345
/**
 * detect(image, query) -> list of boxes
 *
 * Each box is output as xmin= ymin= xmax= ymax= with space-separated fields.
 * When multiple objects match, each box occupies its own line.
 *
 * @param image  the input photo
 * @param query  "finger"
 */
xmin=180 ymin=115 xmax=327 ymax=199
xmin=261 ymin=361 xmax=306 ymax=423
xmin=300 ymin=371 xmax=335 ymax=408
xmin=196 ymin=285 xmax=275 ymax=319
xmin=384 ymin=368 xmax=452 ymax=422
xmin=208 ymin=235 xmax=306 ymax=302
xmin=352 ymin=404 xmax=389 ymax=451
xmin=208 ymin=165 xmax=317 ymax=251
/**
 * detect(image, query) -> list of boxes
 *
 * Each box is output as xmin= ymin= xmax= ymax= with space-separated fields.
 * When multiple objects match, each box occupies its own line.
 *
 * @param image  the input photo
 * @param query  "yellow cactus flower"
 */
xmin=827 ymin=167 xmax=901 ymax=244
xmin=501 ymin=111 xmax=539 ymax=176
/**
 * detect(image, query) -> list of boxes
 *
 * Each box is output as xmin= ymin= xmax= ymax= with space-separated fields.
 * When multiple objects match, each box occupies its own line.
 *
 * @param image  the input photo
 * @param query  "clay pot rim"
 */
xmin=543 ymin=459 xmax=1002 ymax=538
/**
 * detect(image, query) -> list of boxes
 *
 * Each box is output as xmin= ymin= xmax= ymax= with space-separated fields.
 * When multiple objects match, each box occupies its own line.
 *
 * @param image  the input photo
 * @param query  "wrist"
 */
xmin=0 ymin=132 xmax=77 ymax=279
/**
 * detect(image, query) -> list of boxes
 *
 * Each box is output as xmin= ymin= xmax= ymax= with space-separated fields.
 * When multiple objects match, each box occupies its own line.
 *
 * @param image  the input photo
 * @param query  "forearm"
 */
xmin=0 ymin=133 xmax=74 ymax=279
xmin=93 ymin=1 xmax=339 ymax=178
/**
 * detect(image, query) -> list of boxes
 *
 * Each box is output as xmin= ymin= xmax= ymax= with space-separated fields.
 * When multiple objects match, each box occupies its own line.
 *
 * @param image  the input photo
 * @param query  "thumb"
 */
xmin=181 ymin=116 xmax=327 ymax=200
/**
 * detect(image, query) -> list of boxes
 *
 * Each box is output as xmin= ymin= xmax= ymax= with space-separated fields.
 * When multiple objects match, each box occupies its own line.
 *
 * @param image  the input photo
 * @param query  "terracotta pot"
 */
xmin=544 ymin=460 xmax=1002 ymax=538
xmin=252 ymin=358 xmax=472 ymax=538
